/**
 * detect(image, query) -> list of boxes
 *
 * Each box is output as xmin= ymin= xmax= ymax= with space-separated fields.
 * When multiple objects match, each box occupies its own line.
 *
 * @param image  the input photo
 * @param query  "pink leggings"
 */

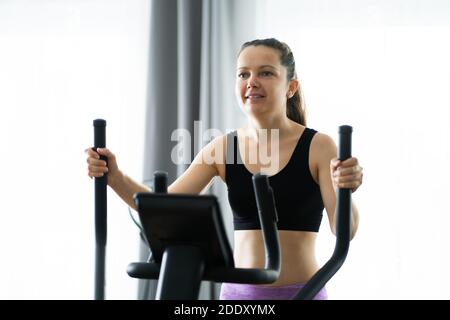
xmin=219 ymin=282 xmax=328 ymax=300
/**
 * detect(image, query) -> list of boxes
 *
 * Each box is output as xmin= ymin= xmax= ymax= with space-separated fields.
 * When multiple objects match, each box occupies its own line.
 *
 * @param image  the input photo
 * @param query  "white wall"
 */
xmin=261 ymin=0 xmax=450 ymax=299
xmin=0 ymin=0 xmax=149 ymax=299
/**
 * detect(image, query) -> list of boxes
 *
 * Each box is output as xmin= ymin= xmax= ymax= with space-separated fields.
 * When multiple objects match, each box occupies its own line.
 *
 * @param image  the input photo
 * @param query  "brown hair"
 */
xmin=239 ymin=38 xmax=306 ymax=126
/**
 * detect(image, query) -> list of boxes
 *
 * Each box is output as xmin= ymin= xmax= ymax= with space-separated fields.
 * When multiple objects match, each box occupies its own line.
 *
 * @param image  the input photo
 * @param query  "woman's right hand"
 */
xmin=85 ymin=147 xmax=121 ymax=187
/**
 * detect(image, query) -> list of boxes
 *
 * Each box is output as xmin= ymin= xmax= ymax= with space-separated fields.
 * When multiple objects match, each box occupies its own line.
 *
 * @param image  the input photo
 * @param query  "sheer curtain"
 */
xmin=139 ymin=0 xmax=265 ymax=300
xmin=261 ymin=0 xmax=450 ymax=299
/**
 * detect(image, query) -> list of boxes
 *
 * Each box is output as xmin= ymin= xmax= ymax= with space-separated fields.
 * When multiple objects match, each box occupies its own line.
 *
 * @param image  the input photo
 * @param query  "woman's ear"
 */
xmin=287 ymin=79 xmax=299 ymax=98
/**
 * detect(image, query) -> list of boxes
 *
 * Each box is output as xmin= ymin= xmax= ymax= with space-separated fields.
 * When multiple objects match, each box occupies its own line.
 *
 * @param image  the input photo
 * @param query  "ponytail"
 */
xmin=286 ymin=81 xmax=306 ymax=126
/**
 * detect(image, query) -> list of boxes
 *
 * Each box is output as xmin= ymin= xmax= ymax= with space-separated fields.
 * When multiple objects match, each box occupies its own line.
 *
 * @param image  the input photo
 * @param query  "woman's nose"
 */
xmin=246 ymin=76 xmax=259 ymax=88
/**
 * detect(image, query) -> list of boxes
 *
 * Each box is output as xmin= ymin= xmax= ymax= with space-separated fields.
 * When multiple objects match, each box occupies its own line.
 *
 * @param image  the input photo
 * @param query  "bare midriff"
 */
xmin=233 ymin=229 xmax=319 ymax=286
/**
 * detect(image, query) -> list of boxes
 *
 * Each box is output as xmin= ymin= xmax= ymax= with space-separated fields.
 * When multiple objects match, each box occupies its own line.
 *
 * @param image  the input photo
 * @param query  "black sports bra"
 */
xmin=225 ymin=128 xmax=324 ymax=232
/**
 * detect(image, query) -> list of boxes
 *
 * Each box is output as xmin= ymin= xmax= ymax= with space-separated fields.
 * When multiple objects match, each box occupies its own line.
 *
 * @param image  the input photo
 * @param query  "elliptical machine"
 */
xmin=92 ymin=119 xmax=353 ymax=300
xmin=128 ymin=172 xmax=281 ymax=299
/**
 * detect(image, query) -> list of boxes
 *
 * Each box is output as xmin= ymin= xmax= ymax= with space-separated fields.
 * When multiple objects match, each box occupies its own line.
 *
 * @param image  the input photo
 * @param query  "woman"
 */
xmin=85 ymin=38 xmax=363 ymax=300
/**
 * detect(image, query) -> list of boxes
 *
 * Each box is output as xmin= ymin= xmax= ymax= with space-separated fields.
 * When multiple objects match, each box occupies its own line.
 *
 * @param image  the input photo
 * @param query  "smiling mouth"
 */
xmin=245 ymin=95 xmax=265 ymax=100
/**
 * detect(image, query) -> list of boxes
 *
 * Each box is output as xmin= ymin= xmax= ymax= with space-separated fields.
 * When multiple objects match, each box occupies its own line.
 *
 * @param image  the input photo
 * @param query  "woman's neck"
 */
xmin=245 ymin=116 xmax=297 ymax=141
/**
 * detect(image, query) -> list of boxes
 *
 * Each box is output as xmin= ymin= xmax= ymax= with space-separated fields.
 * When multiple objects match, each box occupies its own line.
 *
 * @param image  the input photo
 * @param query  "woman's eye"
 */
xmin=261 ymin=71 xmax=273 ymax=77
xmin=238 ymin=71 xmax=272 ymax=78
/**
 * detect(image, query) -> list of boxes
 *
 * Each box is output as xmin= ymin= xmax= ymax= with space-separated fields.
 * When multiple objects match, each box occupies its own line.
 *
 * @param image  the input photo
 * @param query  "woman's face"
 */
xmin=235 ymin=45 xmax=290 ymax=119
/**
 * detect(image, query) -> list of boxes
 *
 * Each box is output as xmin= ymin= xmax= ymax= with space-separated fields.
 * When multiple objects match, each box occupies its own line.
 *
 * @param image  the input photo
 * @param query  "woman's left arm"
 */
xmin=310 ymin=133 xmax=363 ymax=240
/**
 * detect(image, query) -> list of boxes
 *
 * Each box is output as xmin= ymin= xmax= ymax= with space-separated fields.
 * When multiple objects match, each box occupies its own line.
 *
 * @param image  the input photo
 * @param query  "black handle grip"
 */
xmin=93 ymin=119 xmax=107 ymax=300
xmin=153 ymin=171 xmax=168 ymax=193
xmin=338 ymin=125 xmax=352 ymax=160
xmin=294 ymin=125 xmax=353 ymax=300
xmin=252 ymin=173 xmax=281 ymax=273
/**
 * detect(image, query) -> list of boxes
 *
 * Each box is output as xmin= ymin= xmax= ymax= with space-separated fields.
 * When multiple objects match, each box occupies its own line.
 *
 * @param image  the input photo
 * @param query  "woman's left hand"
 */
xmin=330 ymin=157 xmax=363 ymax=192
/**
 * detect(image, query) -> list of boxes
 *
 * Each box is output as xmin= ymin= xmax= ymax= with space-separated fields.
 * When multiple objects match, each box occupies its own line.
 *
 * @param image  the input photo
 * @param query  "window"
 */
xmin=0 ymin=0 xmax=149 ymax=299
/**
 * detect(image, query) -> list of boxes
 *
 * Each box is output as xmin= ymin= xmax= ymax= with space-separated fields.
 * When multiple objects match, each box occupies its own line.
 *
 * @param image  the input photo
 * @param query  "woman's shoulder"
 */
xmin=202 ymin=133 xmax=228 ymax=151
xmin=308 ymin=129 xmax=334 ymax=145
xmin=193 ymin=134 xmax=227 ymax=173
xmin=308 ymin=128 xmax=337 ymax=161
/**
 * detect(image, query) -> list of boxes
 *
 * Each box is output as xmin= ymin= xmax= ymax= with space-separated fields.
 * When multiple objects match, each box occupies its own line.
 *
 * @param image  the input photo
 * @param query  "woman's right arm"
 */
xmin=85 ymin=134 xmax=225 ymax=211
xmin=85 ymin=147 xmax=150 ymax=211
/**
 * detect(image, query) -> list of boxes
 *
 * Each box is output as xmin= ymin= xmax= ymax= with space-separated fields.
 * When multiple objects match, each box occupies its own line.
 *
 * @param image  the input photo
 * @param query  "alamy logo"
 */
xmin=171 ymin=121 xmax=280 ymax=174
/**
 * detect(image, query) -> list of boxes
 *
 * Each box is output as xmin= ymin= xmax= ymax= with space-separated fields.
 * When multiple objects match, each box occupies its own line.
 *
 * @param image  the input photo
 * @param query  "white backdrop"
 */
xmin=0 ymin=0 xmax=149 ymax=299
xmin=260 ymin=0 xmax=450 ymax=299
